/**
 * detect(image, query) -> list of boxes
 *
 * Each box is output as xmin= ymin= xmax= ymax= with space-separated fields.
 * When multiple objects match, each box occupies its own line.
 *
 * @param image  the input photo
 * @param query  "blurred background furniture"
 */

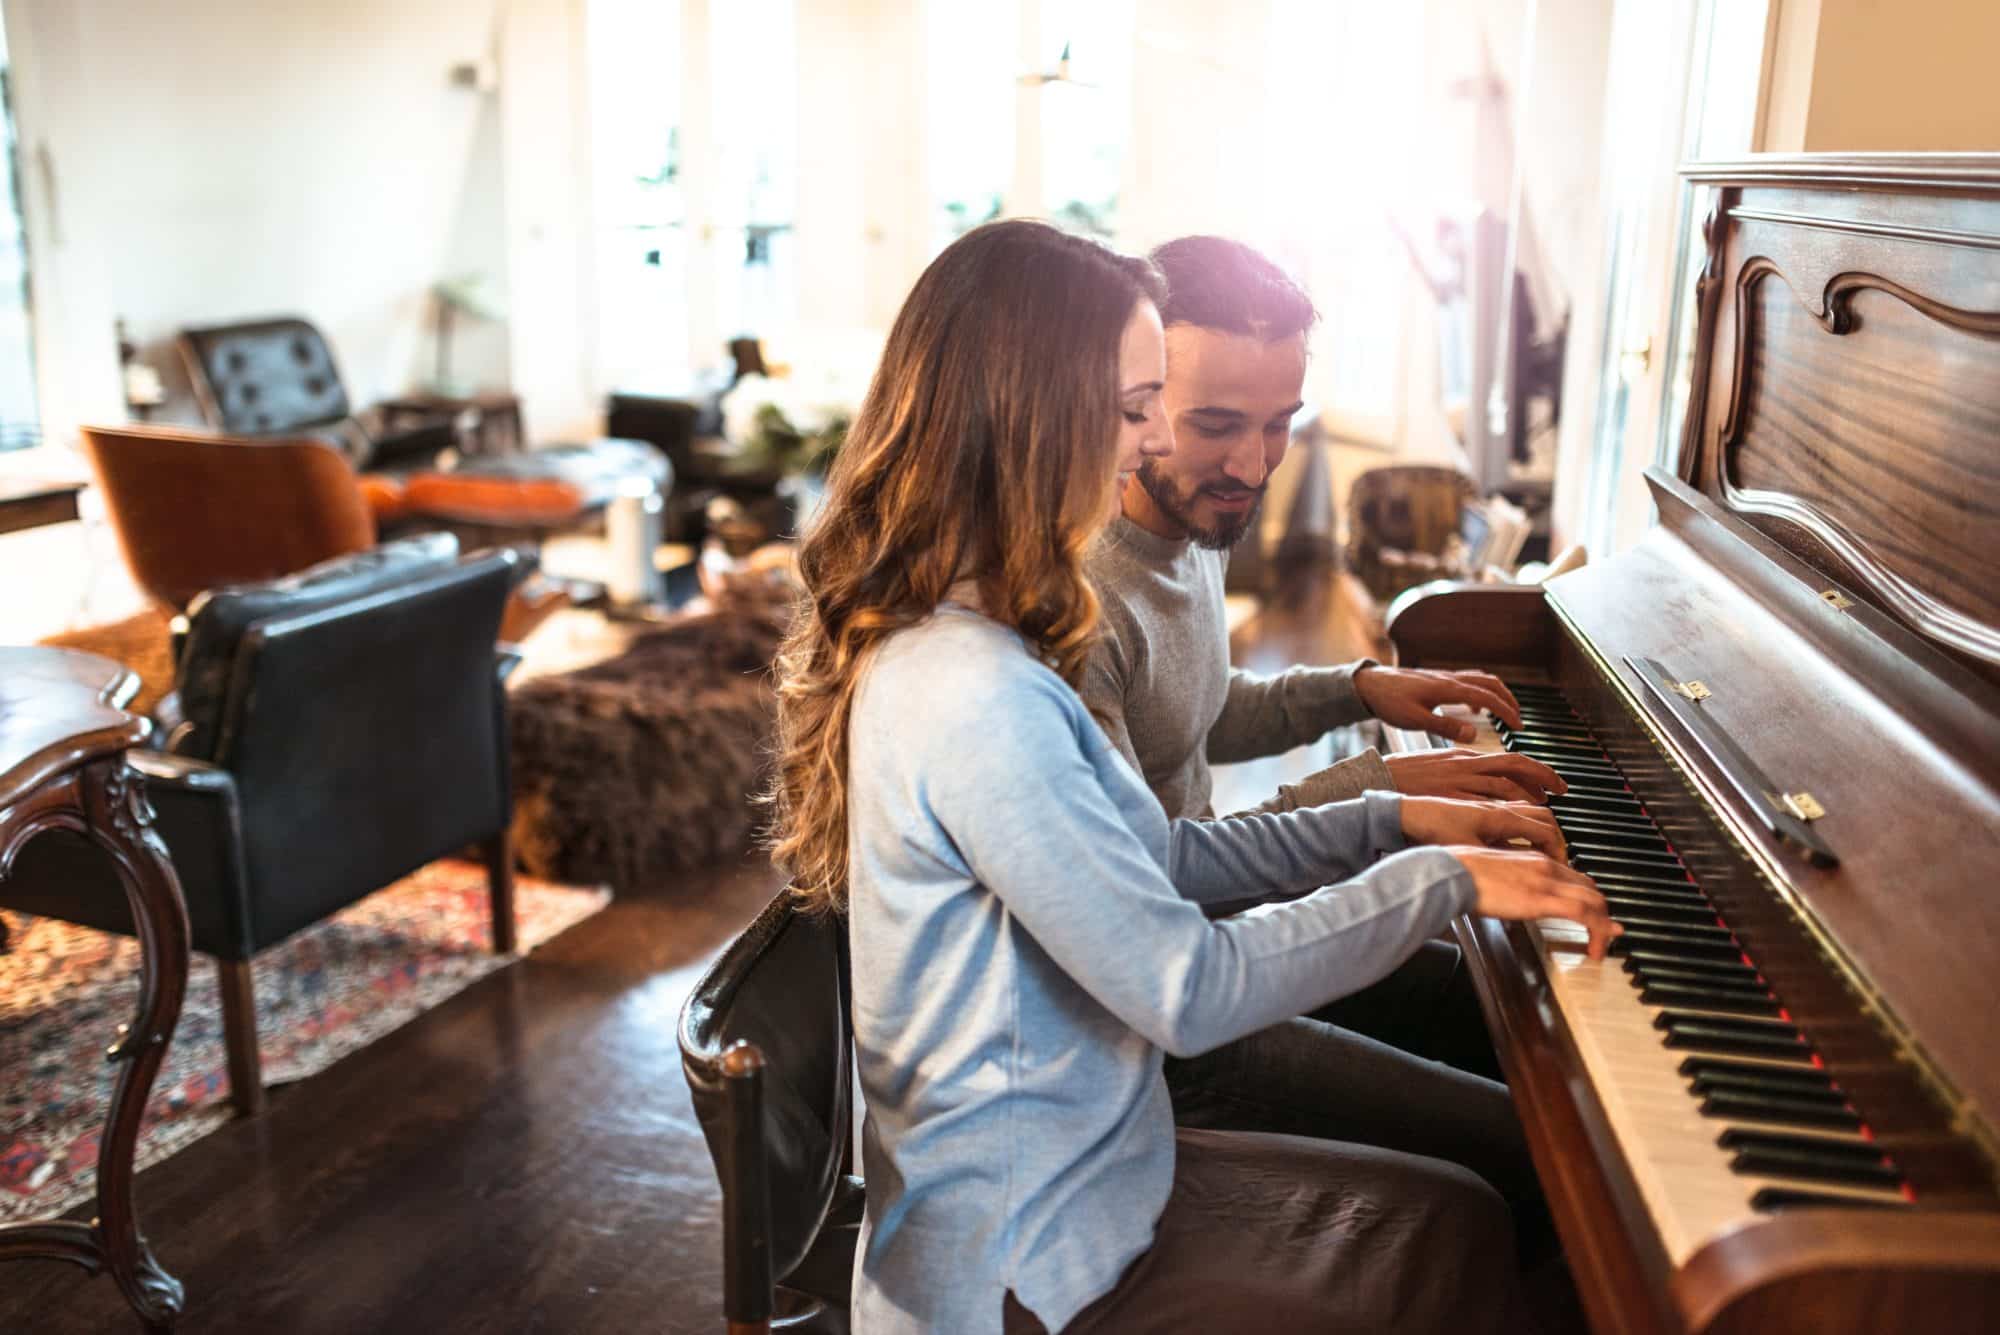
xmin=0 ymin=476 xmax=83 ymax=536
xmin=1345 ymin=464 xmax=1482 ymax=604
xmin=607 ymin=336 xmax=795 ymax=544
xmin=178 ymin=316 xmax=456 ymax=472
xmin=176 ymin=316 xmax=671 ymax=544
xmin=0 ymin=647 xmax=191 ymax=1330
xmin=379 ymin=389 xmax=524 ymax=457
xmin=0 ymin=541 xmax=523 ymax=1117
xmin=78 ymin=423 xmax=618 ymax=638
xmin=606 ymin=389 xmax=785 ymax=544
xmin=679 ymin=889 xmax=859 ymax=1334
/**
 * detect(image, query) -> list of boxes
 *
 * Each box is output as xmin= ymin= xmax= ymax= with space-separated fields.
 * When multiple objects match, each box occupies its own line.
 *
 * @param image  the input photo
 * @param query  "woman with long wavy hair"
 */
xmin=769 ymin=220 xmax=1611 ymax=1334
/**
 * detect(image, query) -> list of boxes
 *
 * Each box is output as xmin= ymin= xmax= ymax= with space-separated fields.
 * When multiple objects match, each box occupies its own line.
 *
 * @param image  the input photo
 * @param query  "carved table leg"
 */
xmin=0 ymin=757 xmax=191 ymax=1331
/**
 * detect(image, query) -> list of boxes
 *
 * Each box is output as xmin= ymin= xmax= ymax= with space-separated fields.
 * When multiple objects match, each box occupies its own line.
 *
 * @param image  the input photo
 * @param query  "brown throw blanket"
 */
xmin=507 ymin=597 xmax=789 ymax=889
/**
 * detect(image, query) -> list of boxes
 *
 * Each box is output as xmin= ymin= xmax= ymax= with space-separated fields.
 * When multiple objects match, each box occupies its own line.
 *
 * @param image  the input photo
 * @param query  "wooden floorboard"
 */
xmin=0 ymin=855 xmax=783 ymax=1335
xmin=0 ymin=562 xmax=1364 ymax=1334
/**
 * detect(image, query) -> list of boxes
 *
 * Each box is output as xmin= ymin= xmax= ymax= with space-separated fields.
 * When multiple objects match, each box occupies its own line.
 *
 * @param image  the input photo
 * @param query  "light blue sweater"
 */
xmin=846 ymin=606 xmax=1477 ymax=1334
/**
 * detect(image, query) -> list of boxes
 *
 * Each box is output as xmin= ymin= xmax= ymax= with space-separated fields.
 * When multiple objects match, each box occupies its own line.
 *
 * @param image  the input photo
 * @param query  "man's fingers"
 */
xmin=1446 ymin=671 xmax=1522 ymax=728
xmin=1433 ymin=680 xmax=1517 ymax=726
xmin=1454 ymin=670 xmax=1521 ymax=725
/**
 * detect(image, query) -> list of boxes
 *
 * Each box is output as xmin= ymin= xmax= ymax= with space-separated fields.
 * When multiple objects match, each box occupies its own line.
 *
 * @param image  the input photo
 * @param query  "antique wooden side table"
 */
xmin=0 ymin=647 xmax=190 ymax=1332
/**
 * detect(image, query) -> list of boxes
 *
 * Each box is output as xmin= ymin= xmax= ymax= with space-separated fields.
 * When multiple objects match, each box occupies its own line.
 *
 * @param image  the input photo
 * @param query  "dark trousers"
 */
xmin=1002 ymin=1127 xmax=1524 ymax=1334
xmin=1164 ymin=940 xmax=1554 ymax=1264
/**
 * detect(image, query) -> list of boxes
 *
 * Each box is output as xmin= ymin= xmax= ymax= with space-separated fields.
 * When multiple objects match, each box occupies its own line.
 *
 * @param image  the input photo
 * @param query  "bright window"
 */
xmin=587 ymin=0 xmax=688 ymax=389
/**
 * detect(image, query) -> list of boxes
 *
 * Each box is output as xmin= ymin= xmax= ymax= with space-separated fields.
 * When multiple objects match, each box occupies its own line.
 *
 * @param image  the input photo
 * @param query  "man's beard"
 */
xmin=1137 ymin=461 xmax=1265 ymax=550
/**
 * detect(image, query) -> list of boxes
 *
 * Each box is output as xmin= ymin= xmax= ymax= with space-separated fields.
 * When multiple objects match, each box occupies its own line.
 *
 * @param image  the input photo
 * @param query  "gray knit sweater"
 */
xmin=1082 ymin=516 xmax=1395 ymax=819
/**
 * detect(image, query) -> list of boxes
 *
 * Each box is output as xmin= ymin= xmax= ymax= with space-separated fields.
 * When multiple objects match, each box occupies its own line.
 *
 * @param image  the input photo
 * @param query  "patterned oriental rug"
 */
xmin=0 ymin=860 xmax=609 ymax=1224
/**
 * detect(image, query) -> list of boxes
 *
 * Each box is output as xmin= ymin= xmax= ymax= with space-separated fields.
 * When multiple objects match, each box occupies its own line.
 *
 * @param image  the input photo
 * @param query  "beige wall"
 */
xmin=1765 ymin=0 xmax=2000 ymax=151
xmin=3 ymin=0 xmax=516 ymax=429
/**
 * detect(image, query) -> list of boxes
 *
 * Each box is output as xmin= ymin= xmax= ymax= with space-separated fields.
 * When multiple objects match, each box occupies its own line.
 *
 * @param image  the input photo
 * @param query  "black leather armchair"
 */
xmin=0 ymin=536 xmax=521 ymax=1115
xmin=179 ymin=317 xmax=458 ymax=471
xmin=679 ymin=891 xmax=860 ymax=1334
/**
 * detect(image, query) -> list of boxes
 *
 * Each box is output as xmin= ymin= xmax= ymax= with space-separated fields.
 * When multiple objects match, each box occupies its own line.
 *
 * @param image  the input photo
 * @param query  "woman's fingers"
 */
xmin=1480 ymin=752 xmax=1566 ymax=796
xmin=1536 ymin=876 xmax=1619 ymax=959
xmin=1463 ymin=774 xmax=1545 ymax=804
xmin=1485 ymin=804 xmax=1567 ymax=859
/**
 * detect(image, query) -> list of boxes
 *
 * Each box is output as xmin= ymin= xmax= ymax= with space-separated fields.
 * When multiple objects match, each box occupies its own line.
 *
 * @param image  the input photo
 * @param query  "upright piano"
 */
xmin=1382 ymin=155 xmax=2000 ymax=1334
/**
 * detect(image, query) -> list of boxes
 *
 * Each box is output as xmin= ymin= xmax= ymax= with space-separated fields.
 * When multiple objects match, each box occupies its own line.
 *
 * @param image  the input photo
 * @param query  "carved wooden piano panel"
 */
xmin=1383 ymin=156 xmax=2000 ymax=1335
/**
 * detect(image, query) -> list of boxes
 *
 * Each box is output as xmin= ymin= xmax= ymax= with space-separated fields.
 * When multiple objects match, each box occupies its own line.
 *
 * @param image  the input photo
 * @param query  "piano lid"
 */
xmin=1542 ymin=154 xmax=2000 ymax=1155
xmin=1674 ymin=154 xmax=2000 ymax=686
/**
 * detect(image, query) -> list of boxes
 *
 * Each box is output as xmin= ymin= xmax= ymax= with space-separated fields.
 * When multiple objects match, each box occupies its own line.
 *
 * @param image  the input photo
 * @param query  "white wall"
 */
xmin=794 ymin=0 xmax=929 ymax=340
xmin=1408 ymin=0 xmax=1614 ymax=480
xmin=5 ymin=0 xmax=515 ymax=428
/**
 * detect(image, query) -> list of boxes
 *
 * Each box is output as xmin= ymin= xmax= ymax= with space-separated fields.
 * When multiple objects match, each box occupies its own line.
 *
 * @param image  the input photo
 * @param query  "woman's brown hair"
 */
xmin=769 ymin=220 xmax=1165 ymax=913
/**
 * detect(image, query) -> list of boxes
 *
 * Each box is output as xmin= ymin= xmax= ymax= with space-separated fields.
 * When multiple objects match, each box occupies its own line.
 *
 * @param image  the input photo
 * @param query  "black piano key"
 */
xmin=1505 ymin=717 xmax=1587 ymax=733
xmin=1497 ymin=714 xmax=1594 ymax=732
xmin=1504 ymin=739 xmax=1603 ymax=758
xmin=1611 ymin=914 xmax=1733 ymax=941
xmin=1607 ymin=898 xmax=1722 ymax=926
xmin=1567 ymin=837 xmax=1680 ymax=860
xmin=1692 ymin=1077 xmax=1848 ymax=1110
xmin=1659 ymin=1010 xmax=1805 ymax=1044
xmin=1751 ymin=1187 xmax=1908 ymax=1212
xmin=1573 ymin=851 xmax=1687 ymax=875
xmin=1628 ymin=962 xmax=1770 ymax=993
xmin=1548 ymin=818 xmax=1671 ymax=847
xmin=1679 ymin=1056 xmax=1837 ymax=1093
xmin=1505 ymin=734 xmax=1606 ymax=753
xmin=1610 ymin=929 xmax=1746 ymax=961
xmin=1731 ymin=1150 xmax=1904 ymax=1189
xmin=1550 ymin=777 xmax=1635 ymax=797
xmin=1625 ymin=953 xmax=1762 ymax=983
xmin=1658 ymin=1015 xmax=1812 ymax=1059
xmin=1719 ymin=1128 xmax=1894 ymax=1164
xmin=1603 ymin=894 xmax=1716 ymax=918
xmin=1551 ymin=794 xmax=1648 ymax=816
xmin=1593 ymin=869 xmax=1702 ymax=893
xmin=1588 ymin=870 xmax=1703 ymax=894
xmin=1658 ymin=1009 xmax=1802 ymax=1037
xmin=1575 ymin=853 xmax=1693 ymax=881
xmin=1700 ymin=1091 xmax=1863 ymax=1130
xmin=1544 ymin=767 xmax=1631 ymax=786
xmin=1639 ymin=984 xmax=1783 ymax=1017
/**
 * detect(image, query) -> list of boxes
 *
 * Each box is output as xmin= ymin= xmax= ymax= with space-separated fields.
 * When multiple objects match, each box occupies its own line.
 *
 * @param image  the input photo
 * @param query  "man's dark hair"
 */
xmin=1149 ymin=235 xmax=1318 ymax=339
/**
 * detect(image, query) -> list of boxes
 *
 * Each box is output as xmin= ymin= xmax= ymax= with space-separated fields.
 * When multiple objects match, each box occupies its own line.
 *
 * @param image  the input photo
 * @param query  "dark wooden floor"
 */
xmin=0 ymin=856 xmax=785 ymax=1335
xmin=0 ymin=566 xmax=1373 ymax=1335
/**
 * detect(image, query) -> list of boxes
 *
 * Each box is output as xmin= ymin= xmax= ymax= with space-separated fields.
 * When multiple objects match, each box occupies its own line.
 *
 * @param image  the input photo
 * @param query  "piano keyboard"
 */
xmin=1452 ymin=683 xmax=1915 ymax=1266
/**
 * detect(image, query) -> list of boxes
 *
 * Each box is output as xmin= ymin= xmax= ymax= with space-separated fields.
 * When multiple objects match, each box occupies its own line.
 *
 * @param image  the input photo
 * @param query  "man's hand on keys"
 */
xmin=1354 ymin=666 xmax=1522 ymax=741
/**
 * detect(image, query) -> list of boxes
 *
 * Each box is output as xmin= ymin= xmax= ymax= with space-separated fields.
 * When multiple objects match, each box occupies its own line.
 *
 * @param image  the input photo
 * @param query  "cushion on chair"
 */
xmin=169 ymin=533 xmax=461 ymax=760
xmin=401 ymin=474 xmax=589 ymax=527
xmin=179 ymin=318 xmax=352 ymax=436
xmin=356 ymin=473 xmax=414 ymax=524
xmin=453 ymin=438 xmax=671 ymax=508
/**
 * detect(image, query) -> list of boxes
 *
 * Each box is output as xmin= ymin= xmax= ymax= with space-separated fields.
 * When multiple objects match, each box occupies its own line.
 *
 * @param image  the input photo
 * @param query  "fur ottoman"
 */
xmin=507 ymin=598 xmax=789 ymax=889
